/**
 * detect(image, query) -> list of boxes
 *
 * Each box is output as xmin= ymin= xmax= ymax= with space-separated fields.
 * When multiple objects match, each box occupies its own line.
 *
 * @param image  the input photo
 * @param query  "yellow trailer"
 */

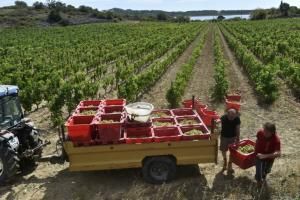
xmin=63 ymin=133 xmax=218 ymax=184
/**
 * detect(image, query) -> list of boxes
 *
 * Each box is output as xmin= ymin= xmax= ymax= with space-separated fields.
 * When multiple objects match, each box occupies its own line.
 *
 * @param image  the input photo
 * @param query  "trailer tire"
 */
xmin=0 ymin=144 xmax=19 ymax=183
xmin=142 ymin=156 xmax=176 ymax=184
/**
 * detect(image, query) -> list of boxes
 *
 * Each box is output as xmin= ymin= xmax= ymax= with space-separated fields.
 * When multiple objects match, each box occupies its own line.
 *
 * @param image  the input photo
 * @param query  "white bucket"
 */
xmin=125 ymin=102 xmax=154 ymax=123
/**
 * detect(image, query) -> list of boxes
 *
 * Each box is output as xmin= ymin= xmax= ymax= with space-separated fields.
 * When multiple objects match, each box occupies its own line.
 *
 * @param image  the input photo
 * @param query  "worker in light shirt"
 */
xmin=255 ymin=122 xmax=281 ymax=187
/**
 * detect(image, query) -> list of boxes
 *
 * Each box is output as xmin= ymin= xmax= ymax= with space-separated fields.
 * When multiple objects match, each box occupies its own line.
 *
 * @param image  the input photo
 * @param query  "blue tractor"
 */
xmin=0 ymin=85 xmax=48 ymax=182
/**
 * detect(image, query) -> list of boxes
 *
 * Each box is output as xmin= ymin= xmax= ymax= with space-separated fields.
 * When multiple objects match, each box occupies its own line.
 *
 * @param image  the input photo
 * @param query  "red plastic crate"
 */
xmin=125 ymin=119 xmax=152 ymax=128
xmin=102 ymin=105 xmax=125 ymax=114
xmin=103 ymin=99 xmax=126 ymax=106
xmin=93 ymin=113 xmax=125 ymax=144
xmin=74 ymin=106 xmax=99 ymax=116
xmin=171 ymin=108 xmax=196 ymax=116
xmin=65 ymin=115 xmax=94 ymax=142
xmin=152 ymin=117 xmax=176 ymax=127
xmin=180 ymin=125 xmax=210 ymax=140
xmin=176 ymin=116 xmax=202 ymax=126
xmin=225 ymin=99 xmax=241 ymax=111
xmin=151 ymin=109 xmax=173 ymax=118
xmin=199 ymin=109 xmax=220 ymax=127
xmin=195 ymin=103 xmax=208 ymax=115
xmin=229 ymin=139 xmax=256 ymax=169
xmin=153 ymin=127 xmax=182 ymax=142
xmin=124 ymin=127 xmax=153 ymax=144
xmin=182 ymin=99 xmax=193 ymax=108
xmin=225 ymin=94 xmax=241 ymax=102
xmin=79 ymin=100 xmax=102 ymax=107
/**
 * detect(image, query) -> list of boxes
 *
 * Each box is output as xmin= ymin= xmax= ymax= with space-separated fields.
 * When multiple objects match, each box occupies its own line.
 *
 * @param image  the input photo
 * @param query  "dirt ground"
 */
xmin=140 ymin=30 xmax=203 ymax=109
xmin=0 ymin=25 xmax=299 ymax=200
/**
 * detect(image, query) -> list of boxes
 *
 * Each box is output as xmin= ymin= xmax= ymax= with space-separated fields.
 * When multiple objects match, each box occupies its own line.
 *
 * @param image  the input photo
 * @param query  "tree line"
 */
xmin=251 ymin=1 xmax=300 ymax=20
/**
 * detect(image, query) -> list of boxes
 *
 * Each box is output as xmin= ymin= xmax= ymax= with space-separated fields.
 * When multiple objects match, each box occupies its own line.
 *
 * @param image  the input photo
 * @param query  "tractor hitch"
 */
xmin=21 ymin=140 xmax=51 ymax=158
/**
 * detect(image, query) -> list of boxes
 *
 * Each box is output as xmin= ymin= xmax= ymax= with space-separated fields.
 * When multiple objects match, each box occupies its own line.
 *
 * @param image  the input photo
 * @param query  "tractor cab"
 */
xmin=0 ymin=85 xmax=23 ymax=129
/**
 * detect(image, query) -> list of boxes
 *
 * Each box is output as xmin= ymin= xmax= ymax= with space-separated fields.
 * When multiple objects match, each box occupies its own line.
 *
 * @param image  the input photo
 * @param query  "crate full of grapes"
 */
xmin=229 ymin=139 xmax=256 ymax=169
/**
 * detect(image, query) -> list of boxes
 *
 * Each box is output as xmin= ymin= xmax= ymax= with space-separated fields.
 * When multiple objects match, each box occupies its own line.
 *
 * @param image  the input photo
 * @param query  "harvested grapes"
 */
xmin=238 ymin=145 xmax=254 ymax=154
xmin=80 ymin=110 xmax=97 ymax=115
xmin=180 ymin=119 xmax=198 ymax=125
xmin=100 ymin=119 xmax=119 ymax=124
xmin=153 ymin=121 xmax=174 ymax=127
xmin=184 ymin=129 xmax=204 ymax=136
xmin=151 ymin=112 xmax=170 ymax=118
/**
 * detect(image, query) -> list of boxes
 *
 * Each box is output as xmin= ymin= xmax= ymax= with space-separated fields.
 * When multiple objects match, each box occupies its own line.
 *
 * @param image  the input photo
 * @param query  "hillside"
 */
xmin=109 ymin=8 xmax=252 ymax=18
xmin=0 ymin=3 xmax=252 ymax=28
xmin=0 ymin=6 xmax=119 ymax=28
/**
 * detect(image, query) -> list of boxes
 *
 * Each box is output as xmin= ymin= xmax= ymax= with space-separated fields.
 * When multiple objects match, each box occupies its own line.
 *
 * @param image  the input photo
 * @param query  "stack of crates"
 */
xmin=65 ymin=99 xmax=215 ymax=146
xmin=182 ymin=99 xmax=220 ymax=127
xmin=93 ymin=99 xmax=126 ymax=144
xmin=65 ymin=99 xmax=126 ymax=145
xmin=124 ymin=108 xmax=211 ymax=144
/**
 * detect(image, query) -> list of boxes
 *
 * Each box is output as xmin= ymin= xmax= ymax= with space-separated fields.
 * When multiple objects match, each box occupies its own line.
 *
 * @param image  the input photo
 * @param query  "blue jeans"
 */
xmin=255 ymin=158 xmax=274 ymax=181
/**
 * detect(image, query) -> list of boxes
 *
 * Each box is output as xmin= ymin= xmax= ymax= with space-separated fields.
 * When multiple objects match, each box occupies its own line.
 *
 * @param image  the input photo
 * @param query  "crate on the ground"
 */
xmin=198 ymin=109 xmax=220 ymax=127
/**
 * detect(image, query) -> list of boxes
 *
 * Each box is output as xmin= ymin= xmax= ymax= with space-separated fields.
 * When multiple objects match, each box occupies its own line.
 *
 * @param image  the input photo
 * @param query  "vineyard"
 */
xmin=1 ymin=19 xmax=300 ymax=200
xmin=220 ymin=19 xmax=300 ymax=101
xmin=0 ymin=22 xmax=206 ymax=124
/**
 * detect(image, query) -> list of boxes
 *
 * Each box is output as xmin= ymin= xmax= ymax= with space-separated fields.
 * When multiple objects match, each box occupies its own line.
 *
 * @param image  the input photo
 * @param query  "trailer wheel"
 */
xmin=0 ymin=144 xmax=19 ymax=183
xmin=142 ymin=156 xmax=176 ymax=184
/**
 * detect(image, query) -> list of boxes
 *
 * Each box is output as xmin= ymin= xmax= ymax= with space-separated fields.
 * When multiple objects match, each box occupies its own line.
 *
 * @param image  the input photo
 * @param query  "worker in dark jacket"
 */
xmin=220 ymin=108 xmax=240 ymax=173
xmin=255 ymin=122 xmax=281 ymax=187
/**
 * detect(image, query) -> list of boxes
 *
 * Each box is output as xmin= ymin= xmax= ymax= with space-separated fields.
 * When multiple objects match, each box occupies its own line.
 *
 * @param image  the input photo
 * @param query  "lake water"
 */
xmin=191 ymin=14 xmax=250 ymax=21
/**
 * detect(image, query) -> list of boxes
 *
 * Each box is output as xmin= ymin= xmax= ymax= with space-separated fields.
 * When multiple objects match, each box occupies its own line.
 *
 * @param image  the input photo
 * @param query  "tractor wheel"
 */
xmin=142 ymin=156 xmax=176 ymax=184
xmin=0 ymin=144 xmax=19 ymax=183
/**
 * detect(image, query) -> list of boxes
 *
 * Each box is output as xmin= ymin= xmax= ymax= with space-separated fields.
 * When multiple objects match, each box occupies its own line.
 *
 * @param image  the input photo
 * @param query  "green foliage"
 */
xmin=166 ymin=28 xmax=207 ymax=108
xmin=14 ymin=1 xmax=27 ymax=8
xmin=217 ymin=15 xmax=225 ymax=21
xmin=220 ymin=24 xmax=279 ymax=103
xmin=279 ymin=1 xmax=290 ymax=17
xmin=251 ymin=9 xmax=267 ymax=20
xmin=166 ymin=82 xmax=180 ymax=108
xmin=157 ymin=12 xmax=167 ymax=21
xmin=117 ymin=23 xmax=205 ymax=102
xmin=33 ymin=1 xmax=45 ymax=10
xmin=47 ymin=10 xmax=62 ymax=23
xmin=78 ymin=5 xmax=93 ymax=13
xmin=222 ymin=19 xmax=300 ymax=99
xmin=213 ymin=29 xmax=228 ymax=101
xmin=0 ymin=22 xmax=205 ymax=125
